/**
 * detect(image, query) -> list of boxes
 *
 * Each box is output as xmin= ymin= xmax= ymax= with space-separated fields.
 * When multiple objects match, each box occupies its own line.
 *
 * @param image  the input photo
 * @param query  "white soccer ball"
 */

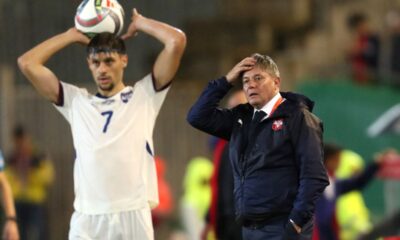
xmin=75 ymin=0 xmax=124 ymax=38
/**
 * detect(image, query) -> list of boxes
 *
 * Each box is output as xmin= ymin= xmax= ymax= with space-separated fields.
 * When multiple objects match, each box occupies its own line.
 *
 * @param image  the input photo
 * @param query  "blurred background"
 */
xmin=0 ymin=0 xmax=400 ymax=239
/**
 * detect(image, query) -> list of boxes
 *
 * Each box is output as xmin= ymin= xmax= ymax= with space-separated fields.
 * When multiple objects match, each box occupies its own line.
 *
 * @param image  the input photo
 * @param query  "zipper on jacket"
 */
xmin=240 ymin=154 xmax=245 ymax=184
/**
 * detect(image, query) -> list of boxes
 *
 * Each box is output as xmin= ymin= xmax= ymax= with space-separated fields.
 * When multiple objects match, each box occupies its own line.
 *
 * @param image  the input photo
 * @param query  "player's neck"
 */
xmin=98 ymin=82 xmax=126 ymax=97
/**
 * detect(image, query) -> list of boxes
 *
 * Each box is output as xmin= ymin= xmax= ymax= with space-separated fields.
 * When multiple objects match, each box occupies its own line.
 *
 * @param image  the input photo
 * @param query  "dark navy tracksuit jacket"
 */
xmin=187 ymin=77 xmax=329 ymax=231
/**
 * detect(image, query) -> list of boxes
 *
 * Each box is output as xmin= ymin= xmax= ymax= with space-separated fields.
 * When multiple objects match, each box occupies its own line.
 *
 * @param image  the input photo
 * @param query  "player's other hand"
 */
xmin=121 ymin=8 xmax=142 ymax=40
xmin=226 ymin=57 xmax=256 ymax=84
xmin=2 ymin=220 xmax=19 ymax=240
xmin=66 ymin=28 xmax=90 ymax=45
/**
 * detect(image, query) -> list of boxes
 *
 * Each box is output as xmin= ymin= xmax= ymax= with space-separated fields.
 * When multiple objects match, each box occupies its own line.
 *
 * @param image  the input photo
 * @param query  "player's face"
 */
xmin=242 ymin=66 xmax=280 ymax=109
xmin=87 ymin=52 xmax=128 ymax=96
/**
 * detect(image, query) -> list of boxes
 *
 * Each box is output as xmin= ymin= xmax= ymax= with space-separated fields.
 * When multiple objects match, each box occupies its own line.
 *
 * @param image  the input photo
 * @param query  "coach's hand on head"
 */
xmin=66 ymin=27 xmax=90 ymax=45
xmin=121 ymin=8 xmax=141 ymax=40
xmin=225 ymin=57 xmax=256 ymax=84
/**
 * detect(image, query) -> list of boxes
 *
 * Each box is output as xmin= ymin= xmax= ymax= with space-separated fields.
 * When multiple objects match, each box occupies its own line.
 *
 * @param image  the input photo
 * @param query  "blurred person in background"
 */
xmin=152 ymin=156 xmax=173 ymax=232
xmin=313 ymin=143 xmax=386 ymax=240
xmin=335 ymin=150 xmax=372 ymax=240
xmin=5 ymin=125 xmax=54 ymax=240
xmin=188 ymin=54 xmax=328 ymax=239
xmin=347 ymin=12 xmax=380 ymax=84
xmin=203 ymin=90 xmax=246 ymax=240
xmin=180 ymin=156 xmax=213 ymax=240
xmin=358 ymin=149 xmax=400 ymax=240
xmin=0 ymin=149 xmax=19 ymax=240
xmin=381 ymin=10 xmax=400 ymax=87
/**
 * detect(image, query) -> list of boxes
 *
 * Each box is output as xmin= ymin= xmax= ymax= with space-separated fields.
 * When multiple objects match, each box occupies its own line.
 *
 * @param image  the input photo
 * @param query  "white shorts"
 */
xmin=69 ymin=207 xmax=154 ymax=240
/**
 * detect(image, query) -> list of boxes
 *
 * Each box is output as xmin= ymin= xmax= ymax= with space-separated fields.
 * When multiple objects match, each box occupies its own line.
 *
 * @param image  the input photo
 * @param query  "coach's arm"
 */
xmin=18 ymin=28 xmax=89 ymax=103
xmin=288 ymin=110 xmax=329 ymax=230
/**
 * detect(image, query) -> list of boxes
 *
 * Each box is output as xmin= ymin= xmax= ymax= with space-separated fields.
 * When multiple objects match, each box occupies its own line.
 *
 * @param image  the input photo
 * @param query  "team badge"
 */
xmin=121 ymin=90 xmax=133 ymax=103
xmin=272 ymin=119 xmax=284 ymax=131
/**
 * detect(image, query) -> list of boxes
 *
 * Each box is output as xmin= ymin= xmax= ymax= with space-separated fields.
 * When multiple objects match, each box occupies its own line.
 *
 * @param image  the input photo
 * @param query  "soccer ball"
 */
xmin=75 ymin=0 xmax=124 ymax=38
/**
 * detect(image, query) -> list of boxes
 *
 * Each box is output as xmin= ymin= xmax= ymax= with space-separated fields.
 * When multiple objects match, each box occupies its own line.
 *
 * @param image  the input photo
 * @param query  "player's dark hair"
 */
xmin=323 ymin=143 xmax=342 ymax=163
xmin=87 ymin=32 xmax=126 ymax=56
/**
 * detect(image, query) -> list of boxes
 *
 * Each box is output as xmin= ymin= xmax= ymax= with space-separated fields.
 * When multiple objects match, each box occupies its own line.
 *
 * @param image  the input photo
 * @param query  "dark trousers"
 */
xmin=242 ymin=215 xmax=313 ymax=240
xmin=16 ymin=202 xmax=46 ymax=240
xmin=217 ymin=215 xmax=242 ymax=240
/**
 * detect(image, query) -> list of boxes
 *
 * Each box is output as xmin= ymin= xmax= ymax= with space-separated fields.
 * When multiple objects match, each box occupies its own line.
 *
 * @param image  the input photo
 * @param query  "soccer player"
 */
xmin=17 ymin=8 xmax=186 ymax=240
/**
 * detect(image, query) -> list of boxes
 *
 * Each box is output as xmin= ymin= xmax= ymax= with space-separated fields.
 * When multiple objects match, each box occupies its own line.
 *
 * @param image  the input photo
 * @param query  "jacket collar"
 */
xmin=238 ymin=92 xmax=314 ymax=120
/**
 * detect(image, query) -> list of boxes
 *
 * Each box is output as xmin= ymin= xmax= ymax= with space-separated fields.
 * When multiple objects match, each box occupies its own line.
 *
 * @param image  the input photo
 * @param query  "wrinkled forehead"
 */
xmin=87 ymin=51 xmax=121 ymax=61
xmin=242 ymin=66 xmax=270 ymax=79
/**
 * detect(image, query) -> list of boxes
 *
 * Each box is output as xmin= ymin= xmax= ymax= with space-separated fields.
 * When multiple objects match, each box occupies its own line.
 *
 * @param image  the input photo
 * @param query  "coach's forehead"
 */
xmin=242 ymin=66 xmax=268 ymax=78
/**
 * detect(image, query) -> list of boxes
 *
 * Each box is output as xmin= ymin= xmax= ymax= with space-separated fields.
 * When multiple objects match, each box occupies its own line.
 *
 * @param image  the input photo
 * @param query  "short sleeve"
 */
xmin=53 ymin=82 xmax=87 ymax=122
xmin=135 ymin=74 xmax=171 ymax=114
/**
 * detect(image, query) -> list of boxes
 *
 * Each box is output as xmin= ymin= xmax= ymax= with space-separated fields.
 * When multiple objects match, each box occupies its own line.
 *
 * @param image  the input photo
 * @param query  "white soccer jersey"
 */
xmin=54 ymin=74 xmax=169 ymax=214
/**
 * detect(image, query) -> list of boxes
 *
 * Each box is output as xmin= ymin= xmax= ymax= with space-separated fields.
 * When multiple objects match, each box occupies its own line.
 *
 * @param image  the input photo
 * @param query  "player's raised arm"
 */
xmin=18 ymin=28 xmax=90 ymax=103
xmin=122 ymin=9 xmax=186 ymax=90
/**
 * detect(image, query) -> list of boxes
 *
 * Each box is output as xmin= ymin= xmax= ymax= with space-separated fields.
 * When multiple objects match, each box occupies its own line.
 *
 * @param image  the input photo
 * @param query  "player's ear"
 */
xmin=121 ymin=54 xmax=128 ymax=67
xmin=86 ymin=57 xmax=92 ymax=67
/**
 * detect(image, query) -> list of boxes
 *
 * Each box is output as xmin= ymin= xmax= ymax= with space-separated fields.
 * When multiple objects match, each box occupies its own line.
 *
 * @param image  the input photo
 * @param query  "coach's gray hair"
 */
xmin=251 ymin=53 xmax=280 ymax=78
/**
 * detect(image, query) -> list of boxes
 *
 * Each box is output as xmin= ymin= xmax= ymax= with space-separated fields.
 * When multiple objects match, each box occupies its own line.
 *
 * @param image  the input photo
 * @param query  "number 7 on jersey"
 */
xmin=101 ymin=111 xmax=113 ymax=133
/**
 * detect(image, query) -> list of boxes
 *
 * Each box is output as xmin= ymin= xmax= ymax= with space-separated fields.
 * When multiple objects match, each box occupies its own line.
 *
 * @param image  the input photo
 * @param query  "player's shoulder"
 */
xmin=60 ymin=81 xmax=90 ymax=96
xmin=133 ymin=74 xmax=153 ymax=86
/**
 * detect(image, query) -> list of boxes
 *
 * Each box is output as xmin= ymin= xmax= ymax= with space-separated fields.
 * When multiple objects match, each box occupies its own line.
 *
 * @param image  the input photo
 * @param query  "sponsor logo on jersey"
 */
xmin=101 ymin=99 xmax=116 ymax=105
xmin=121 ymin=90 xmax=133 ymax=103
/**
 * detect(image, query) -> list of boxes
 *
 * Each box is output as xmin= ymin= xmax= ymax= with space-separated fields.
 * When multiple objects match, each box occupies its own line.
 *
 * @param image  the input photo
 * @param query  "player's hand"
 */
xmin=121 ymin=8 xmax=142 ymax=40
xmin=225 ymin=57 xmax=256 ymax=84
xmin=2 ymin=221 xmax=19 ymax=240
xmin=66 ymin=28 xmax=90 ymax=45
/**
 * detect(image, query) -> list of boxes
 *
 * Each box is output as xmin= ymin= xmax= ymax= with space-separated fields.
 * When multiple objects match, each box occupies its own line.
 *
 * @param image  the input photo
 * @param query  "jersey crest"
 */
xmin=121 ymin=89 xmax=133 ymax=103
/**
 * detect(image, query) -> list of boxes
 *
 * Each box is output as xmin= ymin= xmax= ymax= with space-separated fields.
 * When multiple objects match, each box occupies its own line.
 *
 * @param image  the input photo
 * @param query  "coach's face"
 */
xmin=242 ymin=66 xmax=280 ymax=109
xmin=87 ymin=51 xmax=128 ymax=97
